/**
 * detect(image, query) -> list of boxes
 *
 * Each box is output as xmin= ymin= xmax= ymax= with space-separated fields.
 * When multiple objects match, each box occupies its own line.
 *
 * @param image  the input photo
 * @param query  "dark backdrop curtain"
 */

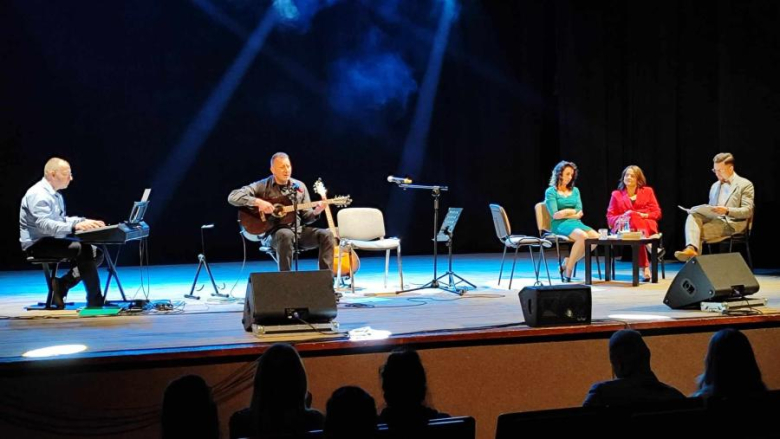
xmin=2 ymin=0 xmax=778 ymax=269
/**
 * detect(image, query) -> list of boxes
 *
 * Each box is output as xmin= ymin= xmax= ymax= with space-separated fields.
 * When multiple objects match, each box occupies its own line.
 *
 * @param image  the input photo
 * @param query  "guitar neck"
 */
xmin=281 ymin=198 xmax=343 ymax=214
xmin=320 ymin=196 xmax=339 ymax=239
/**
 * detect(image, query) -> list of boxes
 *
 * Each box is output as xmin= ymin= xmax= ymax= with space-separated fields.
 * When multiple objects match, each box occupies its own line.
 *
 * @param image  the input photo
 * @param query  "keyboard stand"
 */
xmin=71 ymin=220 xmax=150 ymax=307
xmin=100 ymin=244 xmax=128 ymax=302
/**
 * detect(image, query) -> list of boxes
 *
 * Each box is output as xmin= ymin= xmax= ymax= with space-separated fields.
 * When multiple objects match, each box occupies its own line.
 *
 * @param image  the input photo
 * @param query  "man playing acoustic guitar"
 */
xmin=228 ymin=152 xmax=334 ymax=272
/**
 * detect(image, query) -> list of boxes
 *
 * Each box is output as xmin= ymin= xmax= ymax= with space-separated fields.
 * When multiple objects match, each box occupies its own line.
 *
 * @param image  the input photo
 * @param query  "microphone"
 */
xmin=387 ymin=175 xmax=412 ymax=184
xmin=282 ymin=181 xmax=300 ymax=195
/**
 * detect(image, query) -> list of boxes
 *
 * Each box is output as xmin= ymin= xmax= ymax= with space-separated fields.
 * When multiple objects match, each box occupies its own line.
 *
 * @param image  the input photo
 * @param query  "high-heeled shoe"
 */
xmin=560 ymin=258 xmax=572 ymax=283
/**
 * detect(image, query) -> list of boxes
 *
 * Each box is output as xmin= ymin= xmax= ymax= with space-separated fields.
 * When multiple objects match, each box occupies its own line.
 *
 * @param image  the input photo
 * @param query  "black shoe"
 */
xmin=87 ymin=295 xmax=105 ymax=309
xmin=50 ymin=278 xmax=66 ymax=309
xmin=560 ymin=259 xmax=572 ymax=282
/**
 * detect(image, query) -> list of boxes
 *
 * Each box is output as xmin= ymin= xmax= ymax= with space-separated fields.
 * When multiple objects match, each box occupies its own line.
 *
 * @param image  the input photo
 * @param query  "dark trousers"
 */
xmin=27 ymin=238 xmax=105 ymax=307
xmin=267 ymin=227 xmax=334 ymax=272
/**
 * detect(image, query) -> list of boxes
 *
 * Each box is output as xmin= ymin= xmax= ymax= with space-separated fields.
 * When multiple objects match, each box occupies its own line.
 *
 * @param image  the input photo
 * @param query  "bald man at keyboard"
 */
xmin=20 ymin=157 xmax=106 ymax=309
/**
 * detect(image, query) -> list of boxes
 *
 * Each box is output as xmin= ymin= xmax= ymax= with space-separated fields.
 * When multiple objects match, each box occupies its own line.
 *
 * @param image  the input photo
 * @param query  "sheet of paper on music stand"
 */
xmin=678 ymin=204 xmax=720 ymax=220
xmin=128 ymin=189 xmax=152 ymax=224
xmin=436 ymin=207 xmax=463 ymax=242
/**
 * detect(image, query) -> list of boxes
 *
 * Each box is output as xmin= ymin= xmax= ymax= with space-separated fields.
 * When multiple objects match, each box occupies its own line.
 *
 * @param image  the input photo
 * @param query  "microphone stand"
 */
xmin=284 ymin=183 xmax=301 ymax=271
xmin=393 ymin=183 xmax=460 ymax=295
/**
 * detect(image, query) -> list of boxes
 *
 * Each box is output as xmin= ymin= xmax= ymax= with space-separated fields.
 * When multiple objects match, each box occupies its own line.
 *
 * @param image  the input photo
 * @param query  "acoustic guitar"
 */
xmin=238 ymin=194 xmax=352 ymax=236
xmin=313 ymin=179 xmax=361 ymax=278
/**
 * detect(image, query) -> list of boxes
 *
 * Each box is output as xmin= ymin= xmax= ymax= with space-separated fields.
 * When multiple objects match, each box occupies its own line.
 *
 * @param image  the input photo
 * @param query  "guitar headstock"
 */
xmin=313 ymin=178 xmax=327 ymax=199
xmin=330 ymin=195 xmax=352 ymax=207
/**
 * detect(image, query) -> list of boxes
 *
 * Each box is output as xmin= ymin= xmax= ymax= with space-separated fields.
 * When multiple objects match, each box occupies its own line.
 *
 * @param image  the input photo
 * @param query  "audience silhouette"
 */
xmin=378 ymin=348 xmax=450 ymax=433
xmin=583 ymin=329 xmax=685 ymax=407
xmin=162 ymin=374 xmax=219 ymax=439
xmin=692 ymin=328 xmax=766 ymax=399
xmin=324 ymin=386 xmax=378 ymax=439
xmin=229 ymin=343 xmax=324 ymax=438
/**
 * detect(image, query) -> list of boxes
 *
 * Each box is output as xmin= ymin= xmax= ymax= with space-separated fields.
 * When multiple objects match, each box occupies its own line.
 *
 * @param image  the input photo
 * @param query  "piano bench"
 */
xmin=25 ymin=257 xmax=71 ymax=311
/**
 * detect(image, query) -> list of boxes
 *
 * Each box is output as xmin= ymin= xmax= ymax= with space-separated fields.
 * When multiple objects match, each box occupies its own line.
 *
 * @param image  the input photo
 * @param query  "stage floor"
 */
xmin=1 ymin=253 xmax=779 ymax=366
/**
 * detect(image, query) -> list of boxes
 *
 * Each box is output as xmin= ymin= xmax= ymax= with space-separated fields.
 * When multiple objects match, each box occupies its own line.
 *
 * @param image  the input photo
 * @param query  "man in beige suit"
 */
xmin=674 ymin=153 xmax=755 ymax=261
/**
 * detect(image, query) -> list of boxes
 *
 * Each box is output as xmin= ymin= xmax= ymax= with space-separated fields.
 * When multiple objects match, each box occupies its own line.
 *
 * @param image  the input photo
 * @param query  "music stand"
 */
xmin=434 ymin=208 xmax=475 ymax=293
xmin=128 ymin=188 xmax=151 ymax=225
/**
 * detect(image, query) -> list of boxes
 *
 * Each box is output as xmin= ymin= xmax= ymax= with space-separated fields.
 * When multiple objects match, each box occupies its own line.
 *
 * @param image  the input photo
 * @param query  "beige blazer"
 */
xmin=707 ymin=172 xmax=754 ymax=232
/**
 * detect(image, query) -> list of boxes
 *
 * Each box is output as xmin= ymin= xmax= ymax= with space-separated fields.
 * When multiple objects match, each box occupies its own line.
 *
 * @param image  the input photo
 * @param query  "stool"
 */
xmin=25 ymin=256 xmax=72 ymax=310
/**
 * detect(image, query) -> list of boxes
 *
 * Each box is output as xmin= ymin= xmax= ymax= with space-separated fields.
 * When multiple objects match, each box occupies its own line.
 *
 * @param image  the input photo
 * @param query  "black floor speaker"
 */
xmin=243 ymin=270 xmax=337 ymax=331
xmin=518 ymin=284 xmax=592 ymax=327
xmin=664 ymin=253 xmax=759 ymax=309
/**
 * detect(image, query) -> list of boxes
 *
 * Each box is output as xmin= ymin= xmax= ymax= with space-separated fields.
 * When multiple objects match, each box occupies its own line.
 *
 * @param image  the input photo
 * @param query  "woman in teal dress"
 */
xmin=545 ymin=161 xmax=599 ymax=281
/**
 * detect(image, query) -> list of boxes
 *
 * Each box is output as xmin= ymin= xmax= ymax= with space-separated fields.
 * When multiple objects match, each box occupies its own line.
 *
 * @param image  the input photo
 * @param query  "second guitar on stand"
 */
xmin=314 ymin=179 xmax=360 ymax=278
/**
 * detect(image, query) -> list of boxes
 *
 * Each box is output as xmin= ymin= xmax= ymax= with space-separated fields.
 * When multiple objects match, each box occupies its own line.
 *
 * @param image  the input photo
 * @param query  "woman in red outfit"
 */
xmin=606 ymin=165 xmax=662 ymax=281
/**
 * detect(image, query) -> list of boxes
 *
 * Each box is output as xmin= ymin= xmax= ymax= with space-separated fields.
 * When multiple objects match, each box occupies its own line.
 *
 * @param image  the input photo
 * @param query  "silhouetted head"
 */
xmin=161 ymin=374 xmax=218 ymax=439
xmin=609 ymin=329 xmax=653 ymax=379
xmin=380 ymin=348 xmax=427 ymax=408
xmin=325 ymin=386 xmax=377 ymax=439
xmin=699 ymin=328 xmax=766 ymax=398
xmin=251 ymin=343 xmax=309 ymax=415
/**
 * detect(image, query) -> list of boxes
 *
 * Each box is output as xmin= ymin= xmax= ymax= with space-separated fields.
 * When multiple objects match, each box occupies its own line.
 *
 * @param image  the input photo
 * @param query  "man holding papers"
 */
xmin=674 ymin=153 xmax=755 ymax=261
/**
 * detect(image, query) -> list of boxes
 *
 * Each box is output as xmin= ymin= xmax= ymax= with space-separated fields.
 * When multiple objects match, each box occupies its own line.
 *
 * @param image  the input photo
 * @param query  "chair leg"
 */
xmin=337 ymin=246 xmax=344 ymax=287
xmin=498 ymin=245 xmax=508 ymax=285
xmin=265 ymin=248 xmax=278 ymax=264
xmin=508 ymin=246 xmax=520 ymax=289
xmin=539 ymin=245 xmax=552 ymax=285
xmin=660 ymin=248 xmax=666 ymax=279
xmin=42 ymin=263 xmax=55 ymax=309
xmin=396 ymin=244 xmax=404 ymax=289
xmin=555 ymin=241 xmax=563 ymax=281
xmin=347 ymin=247 xmax=356 ymax=295
xmin=532 ymin=245 xmax=542 ymax=280
xmin=384 ymin=249 xmax=390 ymax=289
xmin=528 ymin=246 xmax=541 ymax=286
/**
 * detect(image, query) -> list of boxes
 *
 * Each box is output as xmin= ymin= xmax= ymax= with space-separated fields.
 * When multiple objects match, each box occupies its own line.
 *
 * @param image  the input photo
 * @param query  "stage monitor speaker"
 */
xmin=664 ymin=253 xmax=759 ymax=309
xmin=518 ymin=285 xmax=591 ymax=327
xmin=243 ymin=270 xmax=337 ymax=331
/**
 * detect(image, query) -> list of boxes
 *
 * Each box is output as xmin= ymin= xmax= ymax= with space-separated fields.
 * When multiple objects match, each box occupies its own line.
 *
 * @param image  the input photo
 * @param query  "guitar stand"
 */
xmin=185 ymin=225 xmax=227 ymax=300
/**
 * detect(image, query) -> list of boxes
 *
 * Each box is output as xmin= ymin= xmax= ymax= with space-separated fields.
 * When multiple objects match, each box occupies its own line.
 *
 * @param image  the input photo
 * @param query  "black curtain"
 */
xmin=2 ymin=0 xmax=778 ymax=269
